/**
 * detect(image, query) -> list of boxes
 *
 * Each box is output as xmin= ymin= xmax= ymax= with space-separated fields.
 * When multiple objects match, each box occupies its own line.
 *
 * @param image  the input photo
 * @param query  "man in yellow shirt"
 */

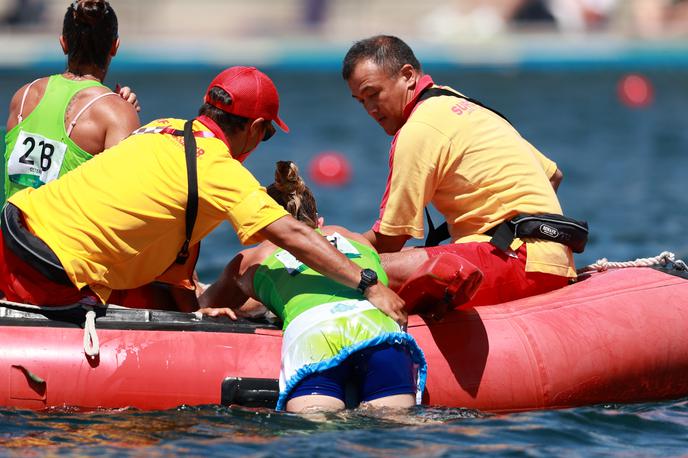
xmin=0 ymin=66 xmax=405 ymax=324
xmin=342 ymin=36 xmax=578 ymax=309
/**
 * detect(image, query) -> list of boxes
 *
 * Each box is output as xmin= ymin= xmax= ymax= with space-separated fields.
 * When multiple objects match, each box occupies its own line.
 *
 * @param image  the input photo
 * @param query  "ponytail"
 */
xmin=267 ymin=161 xmax=319 ymax=229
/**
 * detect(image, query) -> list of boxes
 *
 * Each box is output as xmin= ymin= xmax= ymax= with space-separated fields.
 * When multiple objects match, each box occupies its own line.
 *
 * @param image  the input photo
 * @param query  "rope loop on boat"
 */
xmin=82 ymin=305 xmax=100 ymax=358
xmin=578 ymin=251 xmax=688 ymax=274
xmin=0 ymin=298 xmax=102 ymax=357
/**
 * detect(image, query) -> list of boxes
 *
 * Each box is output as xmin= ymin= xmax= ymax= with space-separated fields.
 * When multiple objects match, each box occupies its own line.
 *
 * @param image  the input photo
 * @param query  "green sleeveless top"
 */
xmin=253 ymin=232 xmax=389 ymax=328
xmin=3 ymin=74 xmax=104 ymax=201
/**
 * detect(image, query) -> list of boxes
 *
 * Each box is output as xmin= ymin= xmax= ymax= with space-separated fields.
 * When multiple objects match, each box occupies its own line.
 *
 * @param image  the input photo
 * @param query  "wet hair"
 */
xmin=267 ymin=161 xmax=318 ymax=229
xmin=62 ymin=0 xmax=118 ymax=70
xmin=342 ymin=35 xmax=421 ymax=81
xmin=198 ymin=87 xmax=250 ymax=137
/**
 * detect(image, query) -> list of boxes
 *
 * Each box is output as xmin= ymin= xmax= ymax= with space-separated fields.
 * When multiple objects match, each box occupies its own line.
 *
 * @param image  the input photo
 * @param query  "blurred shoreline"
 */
xmin=1 ymin=0 xmax=687 ymax=71
xmin=1 ymin=32 xmax=687 ymax=71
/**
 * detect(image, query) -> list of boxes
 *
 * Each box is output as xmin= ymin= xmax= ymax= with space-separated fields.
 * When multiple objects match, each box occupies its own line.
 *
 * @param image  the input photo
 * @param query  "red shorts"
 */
xmin=0 ymin=232 xmax=176 ymax=309
xmin=424 ymin=242 xmax=570 ymax=307
xmin=0 ymin=231 xmax=90 ymax=305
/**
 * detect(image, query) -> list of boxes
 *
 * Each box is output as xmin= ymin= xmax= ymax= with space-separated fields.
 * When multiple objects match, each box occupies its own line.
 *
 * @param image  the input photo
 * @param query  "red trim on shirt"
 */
xmin=372 ymin=74 xmax=435 ymax=233
xmin=401 ymin=74 xmax=435 ymax=122
xmin=196 ymin=115 xmax=231 ymax=150
xmin=372 ymin=134 xmax=399 ymax=232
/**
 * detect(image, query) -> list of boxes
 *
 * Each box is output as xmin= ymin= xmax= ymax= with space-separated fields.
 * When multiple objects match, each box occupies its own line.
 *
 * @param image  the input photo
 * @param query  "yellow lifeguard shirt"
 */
xmin=374 ymin=76 xmax=576 ymax=278
xmin=9 ymin=118 xmax=289 ymax=302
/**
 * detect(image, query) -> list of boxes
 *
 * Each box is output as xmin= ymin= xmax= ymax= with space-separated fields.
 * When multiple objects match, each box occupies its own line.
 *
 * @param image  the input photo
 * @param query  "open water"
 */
xmin=1 ymin=66 xmax=687 ymax=456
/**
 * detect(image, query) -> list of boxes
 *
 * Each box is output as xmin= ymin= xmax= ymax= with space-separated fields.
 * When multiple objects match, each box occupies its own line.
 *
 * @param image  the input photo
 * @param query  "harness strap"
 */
xmin=417 ymin=87 xmax=512 ymax=124
xmin=17 ymin=78 xmax=41 ymax=124
xmin=484 ymin=221 xmax=515 ymax=252
xmin=133 ymin=120 xmax=209 ymax=265
xmin=66 ymin=92 xmax=119 ymax=137
xmin=424 ymin=208 xmax=450 ymax=247
xmin=176 ymin=120 xmax=199 ymax=264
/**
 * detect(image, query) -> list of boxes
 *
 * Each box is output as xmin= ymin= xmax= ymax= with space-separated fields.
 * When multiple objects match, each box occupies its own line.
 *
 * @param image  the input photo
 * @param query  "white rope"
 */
xmin=82 ymin=306 xmax=100 ymax=358
xmin=0 ymin=299 xmax=102 ymax=359
xmin=578 ymin=251 xmax=688 ymax=274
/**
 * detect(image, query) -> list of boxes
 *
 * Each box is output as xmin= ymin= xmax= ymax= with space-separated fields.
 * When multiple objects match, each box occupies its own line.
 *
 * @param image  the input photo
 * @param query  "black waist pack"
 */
xmin=486 ymin=213 xmax=589 ymax=253
xmin=1 ymin=202 xmax=72 ymax=285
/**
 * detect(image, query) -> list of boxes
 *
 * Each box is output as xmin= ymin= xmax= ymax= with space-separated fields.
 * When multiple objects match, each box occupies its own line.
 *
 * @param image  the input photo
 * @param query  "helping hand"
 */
xmin=115 ymin=84 xmax=141 ymax=112
xmin=365 ymin=283 xmax=407 ymax=326
xmin=197 ymin=307 xmax=238 ymax=320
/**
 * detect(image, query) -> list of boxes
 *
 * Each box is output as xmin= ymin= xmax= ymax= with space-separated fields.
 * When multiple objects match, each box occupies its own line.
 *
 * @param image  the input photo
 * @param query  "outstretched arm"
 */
xmin=198 ymin=245 xmax=272 ymax=319
xmin=363 ymin=229 xmax=410 ymax=253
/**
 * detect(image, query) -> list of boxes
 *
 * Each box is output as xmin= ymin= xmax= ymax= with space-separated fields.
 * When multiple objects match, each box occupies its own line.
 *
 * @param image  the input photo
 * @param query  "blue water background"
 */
xmin=1 ymin=66 xmax=688 ymax=455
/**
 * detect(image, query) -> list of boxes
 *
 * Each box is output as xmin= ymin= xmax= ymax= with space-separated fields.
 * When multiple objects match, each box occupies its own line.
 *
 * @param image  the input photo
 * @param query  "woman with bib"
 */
xmin=200 ymin=162 xmax=426 ymax=413
xmin=4 ymin=0 xmax=139 ymax=201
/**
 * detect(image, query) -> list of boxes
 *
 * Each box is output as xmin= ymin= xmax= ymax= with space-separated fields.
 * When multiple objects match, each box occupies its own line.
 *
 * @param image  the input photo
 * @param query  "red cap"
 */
xmin=204 ymin=66 xmax=289 ymax=133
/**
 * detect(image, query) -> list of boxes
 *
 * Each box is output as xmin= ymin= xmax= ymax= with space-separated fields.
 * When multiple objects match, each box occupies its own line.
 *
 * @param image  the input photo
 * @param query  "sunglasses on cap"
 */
xmin=262 ymin=121 xmax=276 ymax=142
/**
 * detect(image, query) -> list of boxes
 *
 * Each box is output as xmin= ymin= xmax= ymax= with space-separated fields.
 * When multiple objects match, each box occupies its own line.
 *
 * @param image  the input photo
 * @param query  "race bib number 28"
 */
xmin=7 ymin=130 xmax=67 ymax=188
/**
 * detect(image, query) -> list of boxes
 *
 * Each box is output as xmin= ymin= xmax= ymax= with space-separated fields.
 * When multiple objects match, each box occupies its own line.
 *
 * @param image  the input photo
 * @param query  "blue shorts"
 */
xmin=287 ymin=343 xmax=417 ymax=404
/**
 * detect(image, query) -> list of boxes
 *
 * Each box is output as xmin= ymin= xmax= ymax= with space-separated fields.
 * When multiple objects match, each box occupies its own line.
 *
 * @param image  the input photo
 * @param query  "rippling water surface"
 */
xmin=2 ymin=401 xmax=688 ymax=457
xmin=1 ymin=66 xmax=687 ymax=456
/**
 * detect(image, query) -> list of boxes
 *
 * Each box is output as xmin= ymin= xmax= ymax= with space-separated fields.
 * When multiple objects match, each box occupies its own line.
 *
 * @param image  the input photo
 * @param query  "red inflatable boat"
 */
xmin=1 ymin=266 xmax=688 ymax=412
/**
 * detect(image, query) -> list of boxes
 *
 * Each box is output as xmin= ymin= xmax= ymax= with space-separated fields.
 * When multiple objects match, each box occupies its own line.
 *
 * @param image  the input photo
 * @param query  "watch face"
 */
xmin=363 ymin=268 xmax=377 ymax=284
xmin=358 ymin=269 xmax=378 ymax=293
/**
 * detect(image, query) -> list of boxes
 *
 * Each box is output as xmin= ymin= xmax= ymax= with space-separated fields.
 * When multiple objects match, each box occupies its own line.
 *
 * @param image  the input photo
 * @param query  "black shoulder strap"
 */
xmin=175 ymin=120 xmax=199 ymax=264
xmin=419 ymin=87 xmax=511 ymax=247
xmin=424 ymin=207 xmax=450 ymax=247
xmin=417 ymin=87 xmax=512 ymax=125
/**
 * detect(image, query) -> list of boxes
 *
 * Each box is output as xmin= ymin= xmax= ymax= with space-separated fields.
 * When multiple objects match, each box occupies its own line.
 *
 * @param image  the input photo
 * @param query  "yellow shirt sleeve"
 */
xmin=199 ymin=154 xmax=289 ymax=245
xmin=529 ymin=144 xmax=558 ymax=179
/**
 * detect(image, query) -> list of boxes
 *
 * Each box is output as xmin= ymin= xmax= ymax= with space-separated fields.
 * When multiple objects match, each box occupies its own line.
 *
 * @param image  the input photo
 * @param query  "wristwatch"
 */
xmin=357 ymin=268 xmax=378 ymax=294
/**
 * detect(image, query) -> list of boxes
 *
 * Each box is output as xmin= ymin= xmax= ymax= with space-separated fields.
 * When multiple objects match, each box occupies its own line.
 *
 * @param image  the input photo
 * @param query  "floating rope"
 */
xmin=578 ymin=251 xmax=688 ymax=274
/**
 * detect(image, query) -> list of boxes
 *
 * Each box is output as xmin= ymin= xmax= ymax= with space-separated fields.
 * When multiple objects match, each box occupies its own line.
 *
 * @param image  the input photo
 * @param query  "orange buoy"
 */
xmin=308 ymin=152 xmax=351 ymax=186
xmin=618 ymin=74 xmax=654 ymax=108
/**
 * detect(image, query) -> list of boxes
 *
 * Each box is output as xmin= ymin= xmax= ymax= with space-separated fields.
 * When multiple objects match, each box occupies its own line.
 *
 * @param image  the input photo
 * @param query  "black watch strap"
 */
xmin=357 ymin=268 xmax=378 ymax=294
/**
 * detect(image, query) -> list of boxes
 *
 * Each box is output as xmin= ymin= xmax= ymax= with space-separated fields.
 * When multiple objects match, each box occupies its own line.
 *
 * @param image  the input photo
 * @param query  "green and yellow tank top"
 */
xmin=3 ymin=74 xmax=109 ymax=201
xmin=253 ymin=232 xmax=389 ymax=328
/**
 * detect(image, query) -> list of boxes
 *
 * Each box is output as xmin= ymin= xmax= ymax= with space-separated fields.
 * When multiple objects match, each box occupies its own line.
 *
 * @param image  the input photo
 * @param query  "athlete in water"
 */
xmin=200 ymin=161 xmax=426 ymax=413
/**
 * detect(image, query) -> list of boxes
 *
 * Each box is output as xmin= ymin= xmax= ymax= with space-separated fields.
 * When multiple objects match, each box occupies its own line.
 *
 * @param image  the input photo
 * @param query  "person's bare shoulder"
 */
xmin=244 ymin=240 xmax=279 ymax=263
xmin=71 ymin=86 xmax=140 ymax=150
xmin=6 ymin=77 xmax=50 ymax=130
xmin=88 ymin=87 xmax=140 ymax=130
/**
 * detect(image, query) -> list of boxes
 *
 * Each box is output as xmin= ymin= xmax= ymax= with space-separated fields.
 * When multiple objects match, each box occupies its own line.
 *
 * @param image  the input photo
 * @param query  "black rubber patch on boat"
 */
xmin=221 ymin=377 xmax=279 ymax=408
xmin=651 ymin=265 xmax=688 ymax=280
